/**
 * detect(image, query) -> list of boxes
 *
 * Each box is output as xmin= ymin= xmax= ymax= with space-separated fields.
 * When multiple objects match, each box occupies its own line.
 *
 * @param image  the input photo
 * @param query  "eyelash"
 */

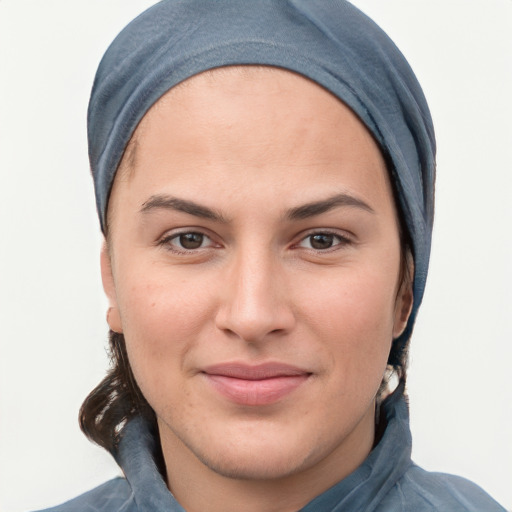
xmin=158 ymin=229 xmax=353 ymax=255
xmin=295 ymin=231 xmax=352 ymax=251
xmin=158 ymin=231 xmax=217 ymax=253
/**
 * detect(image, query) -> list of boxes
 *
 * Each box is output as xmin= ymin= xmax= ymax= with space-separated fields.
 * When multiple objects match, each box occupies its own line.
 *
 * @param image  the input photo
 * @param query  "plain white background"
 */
xmin=0 ymin=1 xmax=510 ymax=510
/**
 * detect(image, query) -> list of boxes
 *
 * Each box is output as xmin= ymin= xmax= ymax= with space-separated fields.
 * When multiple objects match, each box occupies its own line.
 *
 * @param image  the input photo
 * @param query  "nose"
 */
xmin=215 ymin=249 xmax=296 ymax=343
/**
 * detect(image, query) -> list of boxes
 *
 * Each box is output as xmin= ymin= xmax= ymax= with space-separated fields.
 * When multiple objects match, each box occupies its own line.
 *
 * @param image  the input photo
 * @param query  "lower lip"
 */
xmin=204 ymin=374 xmax=309 ymax=406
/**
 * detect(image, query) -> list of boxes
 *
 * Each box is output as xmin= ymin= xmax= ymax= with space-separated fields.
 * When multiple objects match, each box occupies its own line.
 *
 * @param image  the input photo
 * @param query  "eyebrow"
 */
xmin=140 ymin=195 xmax=229 ymax=223
xmin=140 ymin=192 xmax=374 ymax=223
xmin=287 ymin=193 xmax=374 ymax=220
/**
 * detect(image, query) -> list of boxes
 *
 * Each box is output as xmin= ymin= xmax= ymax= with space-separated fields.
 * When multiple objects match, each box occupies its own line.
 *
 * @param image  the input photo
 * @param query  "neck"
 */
xmin=159 ymin=405 xmax=376 ymax=512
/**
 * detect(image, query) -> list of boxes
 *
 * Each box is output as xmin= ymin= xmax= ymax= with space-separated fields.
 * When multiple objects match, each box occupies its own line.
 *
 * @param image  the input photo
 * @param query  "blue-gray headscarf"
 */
xmin=88 ymin=0 xmax=435 ymax=344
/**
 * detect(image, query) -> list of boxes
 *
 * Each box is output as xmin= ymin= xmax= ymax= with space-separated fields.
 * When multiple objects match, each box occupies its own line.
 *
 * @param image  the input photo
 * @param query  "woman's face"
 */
xmin=103 ymin=68 xmax=412 ymax=486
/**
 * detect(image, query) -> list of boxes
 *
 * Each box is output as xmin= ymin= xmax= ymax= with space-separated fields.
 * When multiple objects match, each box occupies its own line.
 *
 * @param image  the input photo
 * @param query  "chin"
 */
xmin=180 ymin=419 xmax=342 ymax=483
xmin=195 ymin=444 xmax=313 ymax=481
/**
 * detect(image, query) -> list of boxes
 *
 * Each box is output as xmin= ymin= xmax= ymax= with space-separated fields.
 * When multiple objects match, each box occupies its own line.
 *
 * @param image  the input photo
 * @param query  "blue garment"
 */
xmin=87 ymin=0 xmax=436 ymax=347
xmin=36 ymin=390 xmax=505 ymax=512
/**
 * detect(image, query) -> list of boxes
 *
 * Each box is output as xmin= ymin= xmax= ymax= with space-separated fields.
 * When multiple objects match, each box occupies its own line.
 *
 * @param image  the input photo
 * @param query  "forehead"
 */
xmin=107 ymin=65 xmax=397 ymax=241
xmin=122 ymin=66 xmax=385 ymax=176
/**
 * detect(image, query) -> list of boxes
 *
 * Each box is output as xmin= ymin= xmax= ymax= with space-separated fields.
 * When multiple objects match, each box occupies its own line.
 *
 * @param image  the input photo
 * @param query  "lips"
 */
xmin=201 ymin=362 xmax=311 ymax=406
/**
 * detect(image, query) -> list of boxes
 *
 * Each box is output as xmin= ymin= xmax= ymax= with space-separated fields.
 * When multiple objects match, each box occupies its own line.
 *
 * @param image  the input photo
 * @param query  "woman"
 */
xmin=33 ymin=1 xmax=506 ymax=511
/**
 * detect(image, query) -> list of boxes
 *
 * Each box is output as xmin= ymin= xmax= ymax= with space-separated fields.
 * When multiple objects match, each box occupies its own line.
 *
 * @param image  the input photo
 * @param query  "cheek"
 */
xmin=305 ymin=264 xmax=396 ymax=327
xmin=114 ymin=268 xmax=215 ymax=384
xmin=298 ymin=265 xmax=397 ymax=378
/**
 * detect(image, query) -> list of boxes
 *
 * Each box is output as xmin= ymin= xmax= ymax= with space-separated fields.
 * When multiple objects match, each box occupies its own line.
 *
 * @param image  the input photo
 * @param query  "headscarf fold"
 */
xmin=88 ymin=0 xmax=436 ymax=343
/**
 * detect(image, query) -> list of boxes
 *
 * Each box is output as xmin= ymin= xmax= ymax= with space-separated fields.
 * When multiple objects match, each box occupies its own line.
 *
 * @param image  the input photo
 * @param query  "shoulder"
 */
xmin=32 ymin=477 xmax=135 ymax=512
xmin=378 ymin=463 xmax=507 ymax=512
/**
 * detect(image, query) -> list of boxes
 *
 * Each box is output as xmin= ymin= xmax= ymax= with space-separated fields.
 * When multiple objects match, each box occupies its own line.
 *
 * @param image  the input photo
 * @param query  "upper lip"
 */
xmin=201 ymin=362 xmax=311 ymax=380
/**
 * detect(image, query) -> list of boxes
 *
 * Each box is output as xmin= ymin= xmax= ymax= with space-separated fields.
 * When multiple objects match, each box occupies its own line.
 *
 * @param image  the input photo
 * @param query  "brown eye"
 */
xmin=178 ymin=232 xmax=205 ymax=249
xmin=298 ymin=232 xmax=350 ymax=251
xmin=160 ymin=230 xmax=219 ymax=253
xmin=309 ymin=234 xmax=335 ymax=250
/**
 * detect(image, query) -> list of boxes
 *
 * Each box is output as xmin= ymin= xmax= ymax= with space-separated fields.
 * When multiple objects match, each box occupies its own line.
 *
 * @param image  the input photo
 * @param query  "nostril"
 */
xmin=215 ymin=310 xmax=295 ymax=344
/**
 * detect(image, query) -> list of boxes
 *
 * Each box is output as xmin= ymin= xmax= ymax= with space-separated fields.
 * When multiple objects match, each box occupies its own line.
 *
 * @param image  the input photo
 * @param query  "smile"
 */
xmin=201 ymin=363 xmax=311 ymax=406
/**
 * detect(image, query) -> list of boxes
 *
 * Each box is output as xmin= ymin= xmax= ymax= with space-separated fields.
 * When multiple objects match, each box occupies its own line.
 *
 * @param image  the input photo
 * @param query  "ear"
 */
xmin=100 ymin=241 xmax=123 ymax=333
xmin=392 ymin=253 xmax=414 ymax=339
